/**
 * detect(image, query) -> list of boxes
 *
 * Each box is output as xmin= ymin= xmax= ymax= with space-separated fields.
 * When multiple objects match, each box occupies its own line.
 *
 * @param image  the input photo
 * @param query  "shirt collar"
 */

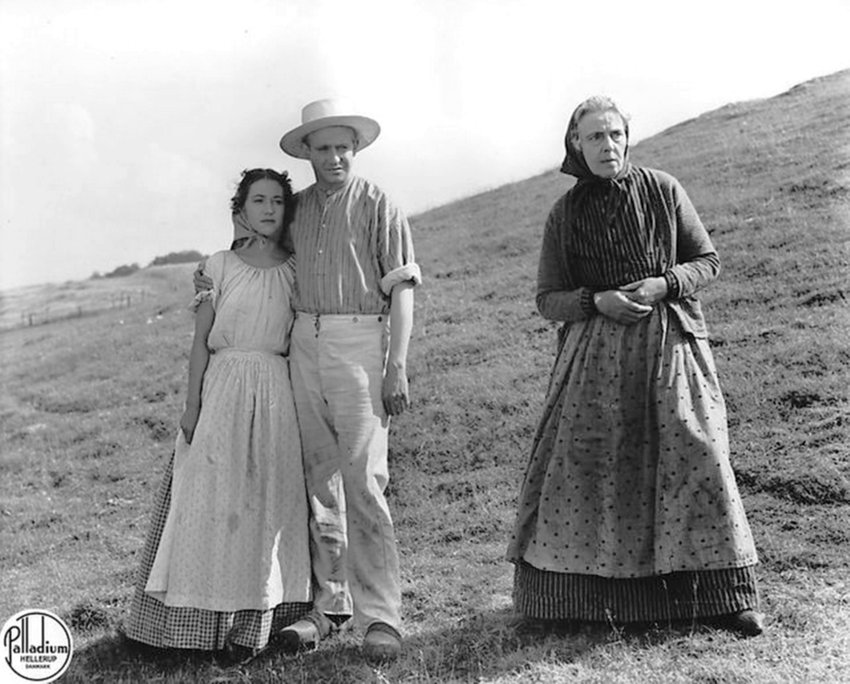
xmin=314 ymin=174 xmax=356 ymax=199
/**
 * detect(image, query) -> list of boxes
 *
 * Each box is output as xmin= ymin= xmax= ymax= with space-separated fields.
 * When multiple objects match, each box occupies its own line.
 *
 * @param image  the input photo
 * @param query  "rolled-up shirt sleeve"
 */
xmin=377 ymin=190 xmax=421 ymax=294
xmin=188 ymin=251 xmax=225 ymax=312
xmin=380 ymin=263 xmax=422 ymax=295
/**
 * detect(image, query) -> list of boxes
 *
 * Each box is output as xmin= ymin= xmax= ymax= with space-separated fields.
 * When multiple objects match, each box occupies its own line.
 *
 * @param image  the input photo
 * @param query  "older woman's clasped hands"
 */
xmin=593 ymin=276 xmax=668 ymax=323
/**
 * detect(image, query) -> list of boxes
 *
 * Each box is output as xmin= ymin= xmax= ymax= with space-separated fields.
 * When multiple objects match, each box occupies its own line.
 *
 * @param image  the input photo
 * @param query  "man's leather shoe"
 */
xmin=362 ymin=622 xmax=402 ymax=663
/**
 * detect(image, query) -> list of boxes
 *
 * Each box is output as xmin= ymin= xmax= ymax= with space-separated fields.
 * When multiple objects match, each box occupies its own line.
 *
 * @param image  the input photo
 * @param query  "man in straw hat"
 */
xmin=196 ymin=99 xmax=418 ymax=661
xmin=268 ymin=99 xmax=420 ymax=662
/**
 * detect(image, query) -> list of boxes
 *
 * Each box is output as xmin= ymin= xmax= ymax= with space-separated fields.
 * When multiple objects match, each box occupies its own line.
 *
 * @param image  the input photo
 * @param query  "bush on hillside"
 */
xmin=100 ymin=263 xmax=140 ymax=279
xmin=149 ymin=250 xmax=206 ymax=266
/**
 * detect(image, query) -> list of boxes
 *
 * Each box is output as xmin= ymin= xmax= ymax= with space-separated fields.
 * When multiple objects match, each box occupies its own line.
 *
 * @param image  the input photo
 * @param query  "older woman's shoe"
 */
xmin=362 ymin=622 xmax=402 ymax=663
xmin=721 ymin=609 xmax=765 ymax=636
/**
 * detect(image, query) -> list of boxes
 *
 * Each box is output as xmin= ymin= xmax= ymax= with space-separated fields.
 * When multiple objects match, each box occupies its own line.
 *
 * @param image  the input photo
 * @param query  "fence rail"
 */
xmin=3 ymin=290 xmax=150 ymax=331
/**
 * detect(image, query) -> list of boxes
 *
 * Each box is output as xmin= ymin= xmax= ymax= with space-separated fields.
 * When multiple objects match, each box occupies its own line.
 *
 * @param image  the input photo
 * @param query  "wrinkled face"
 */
xmin=575 ymin=110 xmax=628 ymax=179
xmin=304 ymin=126 xmax=357 ymax=188
xmin=244 ymin=179 xmax=285 ymax=237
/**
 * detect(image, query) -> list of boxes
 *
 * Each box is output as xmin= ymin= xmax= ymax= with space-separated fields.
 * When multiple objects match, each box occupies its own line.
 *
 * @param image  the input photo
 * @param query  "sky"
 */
xmin=1 ymin=0 xmax=848 ymax=291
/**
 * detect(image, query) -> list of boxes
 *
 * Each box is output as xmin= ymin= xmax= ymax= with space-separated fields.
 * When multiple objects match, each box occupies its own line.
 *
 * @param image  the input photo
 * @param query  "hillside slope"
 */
xmin=396 ymin=64 xmax=849 ymax=627
xmin=1 ymin=70 xmax=848 ymax=682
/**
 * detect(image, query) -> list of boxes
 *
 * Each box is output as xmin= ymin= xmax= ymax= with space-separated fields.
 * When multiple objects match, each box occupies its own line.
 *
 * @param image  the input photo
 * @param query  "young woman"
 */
xmin=124 ymin=169 xmax=311 ymax=662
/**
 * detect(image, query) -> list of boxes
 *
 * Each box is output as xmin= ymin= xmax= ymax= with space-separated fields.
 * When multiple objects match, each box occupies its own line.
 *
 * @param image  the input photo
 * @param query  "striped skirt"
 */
xmin=513 ymin=560 xmax=759 ymax=622
xmin=123 ymin=454 xmax=311 ymax=651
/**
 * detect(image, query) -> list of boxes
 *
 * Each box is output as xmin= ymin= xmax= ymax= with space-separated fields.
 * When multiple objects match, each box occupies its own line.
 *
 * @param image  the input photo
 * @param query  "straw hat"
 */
xmin=279 ymin=99 xmax=381 ymax=159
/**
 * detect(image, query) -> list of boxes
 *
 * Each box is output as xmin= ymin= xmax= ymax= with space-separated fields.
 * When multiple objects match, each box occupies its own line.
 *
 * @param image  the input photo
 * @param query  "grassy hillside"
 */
xmin=1 ymin=70 xmax=848 ymax=683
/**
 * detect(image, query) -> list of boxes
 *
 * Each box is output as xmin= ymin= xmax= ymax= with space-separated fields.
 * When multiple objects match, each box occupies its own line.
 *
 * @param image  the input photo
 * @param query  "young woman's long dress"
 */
xmin=125 ymin=251 xmax=311 ymax=650
xmin=507 ymin=167 xmax=760 ymax=623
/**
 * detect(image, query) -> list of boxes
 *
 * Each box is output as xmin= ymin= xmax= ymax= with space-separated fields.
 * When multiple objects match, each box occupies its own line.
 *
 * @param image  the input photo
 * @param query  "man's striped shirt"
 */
xmin=291 ymin=176 xmax=420 ymax=315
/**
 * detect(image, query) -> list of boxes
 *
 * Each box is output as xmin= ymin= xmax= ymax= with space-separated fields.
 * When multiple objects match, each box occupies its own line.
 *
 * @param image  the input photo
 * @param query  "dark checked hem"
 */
xmin=512 ymin=560 xmax=759 ymax=623
xmin=123 ymin=452 xmax=311 ymax=651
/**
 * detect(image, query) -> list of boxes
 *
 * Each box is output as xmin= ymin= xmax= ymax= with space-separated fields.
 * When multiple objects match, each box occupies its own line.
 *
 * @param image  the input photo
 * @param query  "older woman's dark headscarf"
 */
xmin=560 ymin=96 xmax=631 ymax=182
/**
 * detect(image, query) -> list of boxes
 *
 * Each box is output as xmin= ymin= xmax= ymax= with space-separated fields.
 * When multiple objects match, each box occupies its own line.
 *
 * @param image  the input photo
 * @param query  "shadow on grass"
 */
xmin=62 ymin=607 xmax=720 ymax=683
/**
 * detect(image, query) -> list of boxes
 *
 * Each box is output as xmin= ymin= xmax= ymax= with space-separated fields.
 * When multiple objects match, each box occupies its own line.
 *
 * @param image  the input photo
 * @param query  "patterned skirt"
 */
xmin=507 ymin=306 xmax=759 ymax=622
xmin=123 ymin=454 xmax=311 ymax=650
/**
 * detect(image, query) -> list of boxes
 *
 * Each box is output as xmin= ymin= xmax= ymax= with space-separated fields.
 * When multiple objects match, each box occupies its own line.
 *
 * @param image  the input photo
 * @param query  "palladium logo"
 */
xmin=1 ymin=610 xmax=73 ymax=682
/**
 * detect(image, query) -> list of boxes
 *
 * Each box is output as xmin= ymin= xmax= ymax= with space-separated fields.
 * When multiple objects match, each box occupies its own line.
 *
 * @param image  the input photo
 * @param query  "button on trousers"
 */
xmin=289 ymin=312 xmax=402 ymax=631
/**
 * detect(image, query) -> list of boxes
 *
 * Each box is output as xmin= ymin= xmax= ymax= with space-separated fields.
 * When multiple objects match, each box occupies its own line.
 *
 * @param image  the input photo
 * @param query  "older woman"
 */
xmin=506 ymin=97 xmax=764 ymax=636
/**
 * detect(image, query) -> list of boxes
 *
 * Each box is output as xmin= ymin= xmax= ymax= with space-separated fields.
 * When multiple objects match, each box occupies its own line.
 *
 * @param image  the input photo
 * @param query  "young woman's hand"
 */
xmin=180 ymin=404 xmax=201 ymax=444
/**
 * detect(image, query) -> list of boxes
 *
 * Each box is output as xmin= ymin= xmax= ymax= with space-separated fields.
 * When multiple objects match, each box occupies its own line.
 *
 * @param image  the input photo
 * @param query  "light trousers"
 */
xmin=289 ymin=312 xmax=402 ymax=632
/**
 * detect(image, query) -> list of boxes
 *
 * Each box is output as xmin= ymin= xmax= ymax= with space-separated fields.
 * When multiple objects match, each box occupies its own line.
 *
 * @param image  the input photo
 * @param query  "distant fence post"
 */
xmin=111 ymin=293 xmax=133 ymax=308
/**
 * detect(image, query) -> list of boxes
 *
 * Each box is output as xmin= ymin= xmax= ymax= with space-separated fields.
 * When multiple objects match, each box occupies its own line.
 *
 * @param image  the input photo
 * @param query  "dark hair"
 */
xmin=230 ymin=168 xmax=296 ymax=248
